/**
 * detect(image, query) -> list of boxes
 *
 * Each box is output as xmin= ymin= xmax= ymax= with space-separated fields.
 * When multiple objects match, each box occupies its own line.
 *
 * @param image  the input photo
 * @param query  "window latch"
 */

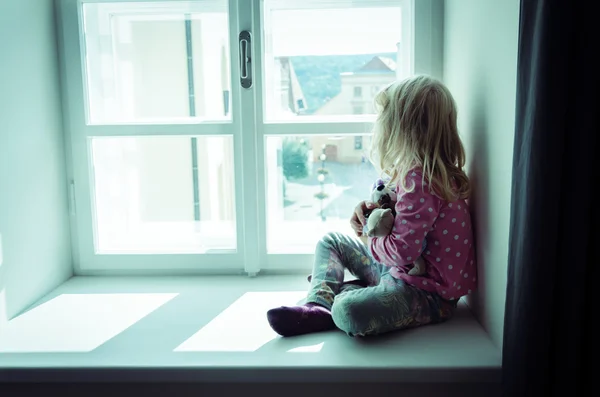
xmin=239 ymin=30 xmax=252 ymax=89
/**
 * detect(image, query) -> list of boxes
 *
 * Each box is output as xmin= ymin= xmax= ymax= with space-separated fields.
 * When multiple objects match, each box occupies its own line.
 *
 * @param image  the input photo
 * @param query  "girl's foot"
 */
xmin=266 ymin=303 xmax=335 ymax=337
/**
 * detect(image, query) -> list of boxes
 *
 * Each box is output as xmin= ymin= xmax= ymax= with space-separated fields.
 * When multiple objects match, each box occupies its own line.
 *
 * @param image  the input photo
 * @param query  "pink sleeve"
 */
xmin=369 ymin=177 xmax=442 ymax=266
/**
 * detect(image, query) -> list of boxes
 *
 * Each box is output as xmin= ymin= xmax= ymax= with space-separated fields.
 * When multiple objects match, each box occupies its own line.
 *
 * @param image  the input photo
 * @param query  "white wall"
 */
xmin=414 ymin=0 xmax=444 ymax=80
xmin=0 ymin=0 xmax=72 ymax=320
xmin=442 ymin=0 xmax=520 ymax=349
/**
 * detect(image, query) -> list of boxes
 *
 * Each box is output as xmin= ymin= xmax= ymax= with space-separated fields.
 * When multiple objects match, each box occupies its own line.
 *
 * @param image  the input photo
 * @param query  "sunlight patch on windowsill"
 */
xmin=174 ymin=291 xmax=308 ymax=352
xmin=287 ymin=342 xmax=325 ymax=353
xmin=0 ymin=293 xmax=178 ymax=353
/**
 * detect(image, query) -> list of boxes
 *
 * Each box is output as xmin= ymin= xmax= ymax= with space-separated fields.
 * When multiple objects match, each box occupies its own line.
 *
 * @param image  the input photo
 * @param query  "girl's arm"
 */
xmin=368 ymin=176 xmax=442 ymax=266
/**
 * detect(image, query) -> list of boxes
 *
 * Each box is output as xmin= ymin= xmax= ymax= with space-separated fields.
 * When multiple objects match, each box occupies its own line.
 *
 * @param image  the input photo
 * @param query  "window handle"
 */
xmin=239 ymin=30 xmax=252 ymax=88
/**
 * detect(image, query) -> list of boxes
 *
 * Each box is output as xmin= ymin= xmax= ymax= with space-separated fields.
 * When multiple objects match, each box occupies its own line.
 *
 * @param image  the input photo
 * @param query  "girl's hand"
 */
xmin=350 ymin=200 xmax=377 ymax=237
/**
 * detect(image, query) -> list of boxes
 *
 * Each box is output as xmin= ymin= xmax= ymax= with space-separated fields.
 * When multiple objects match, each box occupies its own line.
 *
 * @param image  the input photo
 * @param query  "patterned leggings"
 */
xmin=307 ymin=232 xmax=456 ymax=337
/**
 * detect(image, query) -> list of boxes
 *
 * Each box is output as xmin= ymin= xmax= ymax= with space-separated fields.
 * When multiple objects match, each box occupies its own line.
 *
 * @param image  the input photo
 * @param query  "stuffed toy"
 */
xmin=364 ymin=180 xmax=427 ymax=276
xmin=370 ymin=180 xmax=397 ymax=212
xmin=365 ymin=208 xmax=394 ymax=238
xmin=363 ymin=180 xmax=397 ymax=237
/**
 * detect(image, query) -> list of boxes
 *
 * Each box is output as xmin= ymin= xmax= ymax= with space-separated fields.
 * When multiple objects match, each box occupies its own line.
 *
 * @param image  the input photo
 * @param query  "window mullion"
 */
xmin=232 ymin=0 xmax=266 ymax=275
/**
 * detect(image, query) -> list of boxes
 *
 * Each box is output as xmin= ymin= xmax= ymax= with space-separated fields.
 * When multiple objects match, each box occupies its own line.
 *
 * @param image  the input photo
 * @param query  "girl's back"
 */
xmin=367 ymin=75 xmax=476 ymax=301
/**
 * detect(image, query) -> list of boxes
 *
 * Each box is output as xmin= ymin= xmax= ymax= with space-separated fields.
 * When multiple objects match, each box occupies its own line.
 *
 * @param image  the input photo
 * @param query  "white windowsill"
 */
xmin=0 ymin=275 xmax=501 ymax=384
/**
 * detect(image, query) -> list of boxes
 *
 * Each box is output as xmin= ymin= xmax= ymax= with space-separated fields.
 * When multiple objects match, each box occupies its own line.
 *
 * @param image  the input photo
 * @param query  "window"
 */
xmin=81 ymin=1 xmax=231 ymax=124
xmin=58 ymin=0 xmax=439 ymax=273
xmin=91 ymin=136 xmax=236 ymax=254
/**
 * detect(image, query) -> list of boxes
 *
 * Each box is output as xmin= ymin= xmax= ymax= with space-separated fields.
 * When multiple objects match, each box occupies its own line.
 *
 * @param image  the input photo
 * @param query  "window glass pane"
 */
xmin=265 ymin=135 xmax=379 ymax=254
xmin=262 ymin=1 xmax=403 ymax=120
xmin=91 ymin=136 xmax=236 ymax=253
xmin=82 ymin=1 xmax=231 ymax=124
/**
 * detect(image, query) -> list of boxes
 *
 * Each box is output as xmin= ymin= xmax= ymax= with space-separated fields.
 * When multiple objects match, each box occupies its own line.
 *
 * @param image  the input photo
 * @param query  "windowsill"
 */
xmin=0 ymin=275 xmax=501 ymax=384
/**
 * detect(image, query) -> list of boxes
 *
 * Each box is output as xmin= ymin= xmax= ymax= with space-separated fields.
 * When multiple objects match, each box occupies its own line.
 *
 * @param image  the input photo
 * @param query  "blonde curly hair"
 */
xmin=369 ymin=74 xmax=470 ymax=201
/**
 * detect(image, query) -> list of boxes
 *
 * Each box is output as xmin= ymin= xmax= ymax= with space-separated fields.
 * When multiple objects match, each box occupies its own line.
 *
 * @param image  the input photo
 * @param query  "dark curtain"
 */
xmin=503 ymin=0 xmax=598 ymax=396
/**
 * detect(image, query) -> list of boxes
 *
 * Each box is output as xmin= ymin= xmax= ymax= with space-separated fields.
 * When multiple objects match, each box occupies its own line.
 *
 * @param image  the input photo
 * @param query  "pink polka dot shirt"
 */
xmin=368 ymin=169 xmax=477 ymax=301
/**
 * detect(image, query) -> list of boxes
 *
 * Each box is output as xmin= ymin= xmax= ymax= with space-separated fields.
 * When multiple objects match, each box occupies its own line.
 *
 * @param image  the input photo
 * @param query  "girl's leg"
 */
xmin=331 ymin=273 xmax=455 ymax=337
xmin=267 ymin=232 xmax=383 ymax=337
xmin=306 ymin=232 xmax=383 ymax=309
xmin=306 ymin=275 xmax=369 ymax=290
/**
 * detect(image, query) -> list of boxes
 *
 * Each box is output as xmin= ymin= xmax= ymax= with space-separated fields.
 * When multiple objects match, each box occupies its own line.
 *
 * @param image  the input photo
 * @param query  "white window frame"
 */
xmin=56 ymin=0 xmax=443 ymax=275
